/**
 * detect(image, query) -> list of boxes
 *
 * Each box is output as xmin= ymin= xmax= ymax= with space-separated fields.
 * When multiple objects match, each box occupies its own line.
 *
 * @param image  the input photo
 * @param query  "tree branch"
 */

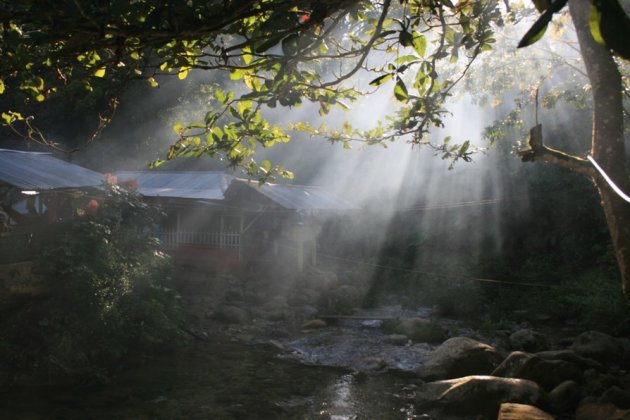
xmin=518 ymin=124 xmax=595 ymax=176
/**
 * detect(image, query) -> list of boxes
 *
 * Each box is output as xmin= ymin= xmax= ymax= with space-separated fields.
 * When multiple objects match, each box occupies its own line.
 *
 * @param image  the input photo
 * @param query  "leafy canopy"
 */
xmin=0 ymin=0 xmax=505 ymax=176
xmin=2 ymin=0 xmax=626 ymax=178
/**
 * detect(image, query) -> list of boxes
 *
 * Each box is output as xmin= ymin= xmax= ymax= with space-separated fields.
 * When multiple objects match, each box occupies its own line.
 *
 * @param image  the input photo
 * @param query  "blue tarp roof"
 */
xmin=0 ymin=149 xmax=103 ymax=190
xmin=116 ymin=171 xmax=358 ymax=210
xmin=231 ymin=179 xmax=358 ymax=210
xmin=115 ymin=171 xmax=234 ymax=200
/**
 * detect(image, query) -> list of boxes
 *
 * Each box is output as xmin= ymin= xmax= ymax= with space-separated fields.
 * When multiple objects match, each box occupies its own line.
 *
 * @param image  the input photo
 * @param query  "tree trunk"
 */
xmin=569 ymin=0 xmax=630 ymax=299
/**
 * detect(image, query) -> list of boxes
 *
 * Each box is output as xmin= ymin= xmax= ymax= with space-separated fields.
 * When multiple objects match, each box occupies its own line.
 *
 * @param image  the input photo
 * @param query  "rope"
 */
xmin=588 ymin=155 xmax=630 ymax=203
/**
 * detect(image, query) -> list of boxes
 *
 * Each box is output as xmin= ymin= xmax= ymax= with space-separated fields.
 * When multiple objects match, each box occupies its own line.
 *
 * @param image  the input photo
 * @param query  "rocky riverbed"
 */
xmin=2 ymin=267 xmax=630 ymax=419
xmin=180 ymin=266 xmax=630 ymax=420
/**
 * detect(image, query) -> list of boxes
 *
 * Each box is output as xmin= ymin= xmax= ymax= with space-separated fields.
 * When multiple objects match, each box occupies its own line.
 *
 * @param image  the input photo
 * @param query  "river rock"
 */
xmin=492 ymin=351 xmax=582 ymax=391
xmin=212 ymin=306 xmax=250 ymax=324
xmin=571 ymin=331 xmax=625 ymax=366
xmin=384 ymin=334 xmax=409 ymax=346
xmin=417 ymin=337 xmax=503 ymax=380
xmin=575 ymin=403 xmax=630 ymax=420
xmin=601 ymin=386 xmax=630 ymax=409
xmin=356 ymin=356 xmax=387 ymax=372
xmin=301 ymin=319 xmax=327 ymax=330
xmin=497 ymin=402 xmax=554 ymax=420
xmin=299 ymin=304 xmax=319 ymax=319
xmin=549 ymin=380 xmax=581 ymax=412
xmin=535 ymin=349 xmax=603 ymax=370
xmin=583 ymin=368 xmax=619 ymax=396
xmin=509 ymin=329 xmax=549 ymax=352
xmin=414 ymin=375 xmax=547 ymax=419
xmin=256 ymin=296 xmax=288 ymax=321
xmin=398 ymin=318 xmax=447 ymax=343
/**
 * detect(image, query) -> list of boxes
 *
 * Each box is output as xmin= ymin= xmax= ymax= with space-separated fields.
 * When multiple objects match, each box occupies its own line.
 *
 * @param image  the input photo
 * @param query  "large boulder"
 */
xmin=601 ymin=386 xmax=630 ymax=409
xmin=417 ymin=337 xmax=503 ymax=380
xmin=575 ymin=403 xmax=630 ymax=420
xmin=492 ymin=351 xmax=582 ymax=391
xmin=498 ymin=403 xmax=554 ymax=420
xmin=397 ymin=318 xmax=447 ymax=343
xmin=509 ymin=329 xmax=549 ymax=353
xmin=549 ymin=380 xmax=581 ymax=412
xmin=571 ymin=331 xmax=625 ymax=366
xmin=535 ymin=349 xmax=603 ymax=370
xmin=414 ymin=375 xmax=548 ymax=419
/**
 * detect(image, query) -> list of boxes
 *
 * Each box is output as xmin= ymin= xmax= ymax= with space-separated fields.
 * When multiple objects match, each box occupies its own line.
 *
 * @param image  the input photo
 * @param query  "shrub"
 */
xmin=0 ymin=183 xmax=185 ymax=385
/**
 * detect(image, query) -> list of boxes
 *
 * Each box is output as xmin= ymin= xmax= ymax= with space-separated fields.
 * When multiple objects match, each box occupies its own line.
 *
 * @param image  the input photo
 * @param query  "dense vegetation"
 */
xmin=0 ymin=184 xmax=184 ymax=385
xmin=1 ymin=0 xmax=628 ymax=300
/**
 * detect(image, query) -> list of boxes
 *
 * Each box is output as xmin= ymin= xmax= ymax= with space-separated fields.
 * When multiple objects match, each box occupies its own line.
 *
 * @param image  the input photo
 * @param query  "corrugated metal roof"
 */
xmin=0 ymin=148 xmax=103 ymax=190
xmin=234 ymin=180 xmax=358 ymax=210
xmin=115 ymin=171 xmax=234 ymax=200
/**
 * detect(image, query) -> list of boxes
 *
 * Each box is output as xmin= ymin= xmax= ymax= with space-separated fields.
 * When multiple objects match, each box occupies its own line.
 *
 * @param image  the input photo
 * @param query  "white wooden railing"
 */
xmin=154 ymin=230 xmax=240 ymax=249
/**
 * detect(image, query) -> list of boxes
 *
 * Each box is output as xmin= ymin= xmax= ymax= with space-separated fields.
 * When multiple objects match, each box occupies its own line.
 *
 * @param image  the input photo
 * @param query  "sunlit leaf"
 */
xmin=394 ymin=79 xmax=409 ymax=102
xmin=588 ymin=5 xmax=605 ymax=46
xmin=412 ymin=33 xmax=427 ymax=57
xmin=178 ymin=67 xmax=190 ymax=80
xmin=0 ymin=79 xmax=5 ymax=94
xmin=517 ymin=0 xmax=568 ymax=48
xmin=242 ymin=46 xmax=253 ymax=65
xmin=94 ymin=67 xmax=106 ymax=77
xmin=395 ymin=55 xmax=418 ymax=64
xmin=369 ymin=73 xmax=393 ymax=86
xmin=230 ymin=68 xmax=247 ymax=80
xmin=517 ymin=22 xmax=548 ymax=48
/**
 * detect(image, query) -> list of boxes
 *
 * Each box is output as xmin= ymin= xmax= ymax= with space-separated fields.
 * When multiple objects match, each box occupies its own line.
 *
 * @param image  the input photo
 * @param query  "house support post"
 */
xmin=297 ymin=241 xmax=304 ymax=272
xmin=311 ymin=240 xmax=317 ymax=267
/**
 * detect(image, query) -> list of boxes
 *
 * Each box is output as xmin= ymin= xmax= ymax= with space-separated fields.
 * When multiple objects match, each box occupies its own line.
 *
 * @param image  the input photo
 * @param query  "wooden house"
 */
xmin=115 ymin=171 xmax=358 ymax=271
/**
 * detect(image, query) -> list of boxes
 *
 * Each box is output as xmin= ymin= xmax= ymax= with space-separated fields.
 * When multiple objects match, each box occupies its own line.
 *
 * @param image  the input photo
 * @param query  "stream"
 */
xmin=0 ymin=336 xmax=426 ymax=419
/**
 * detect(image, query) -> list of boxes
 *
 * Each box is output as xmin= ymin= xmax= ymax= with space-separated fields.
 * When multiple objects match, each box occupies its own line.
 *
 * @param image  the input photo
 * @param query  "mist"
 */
xmin=72 ymin=10 xmax=613 ymax=287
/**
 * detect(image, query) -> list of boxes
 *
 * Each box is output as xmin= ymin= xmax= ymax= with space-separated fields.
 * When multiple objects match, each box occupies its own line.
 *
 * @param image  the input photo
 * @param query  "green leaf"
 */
xmin=458 ymin=140 xmax=470 ymax=156
xmin=399 ymin=29 xmax=414 ymax=47
xmin=230 ymin=68 xmax=248 ymax=80
xmin=369 ymin=73 xmax=393 ymax=86
xmin=0 ymin=79 xmax=4 ymax=94
xmin=412 ymin=33 xmax=427 ymax=57
xmin=214 ymin=89 xmax=226 ymax=103
xmin=94 ymin=67 xmax=106 ymax=78
xmin=242 ymin=46 xmax=253 ymax=65
xmin=517 ymin=0 xmax=567 ymax=49
xmin=588 ymin=5 xmax=605 ymax=46
xmin=261 ymin=159 xmax=271 ymax=172
xmin=394 ymin=79 xmax=409 ymax=102
xmin=178 ymin=67 xmax=190 ymax=80
xmin=395 ymin=55 xmax=419 ymax=64
xmin=173 ymin=123 xmax=184 ymax=135
xmin=281 ymin=33 xmax=300 ymax=56
xmin=532 ymin=0 xmax=551 ymax=12
xmin=517 ymin=22 xmax=548 ymax=48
